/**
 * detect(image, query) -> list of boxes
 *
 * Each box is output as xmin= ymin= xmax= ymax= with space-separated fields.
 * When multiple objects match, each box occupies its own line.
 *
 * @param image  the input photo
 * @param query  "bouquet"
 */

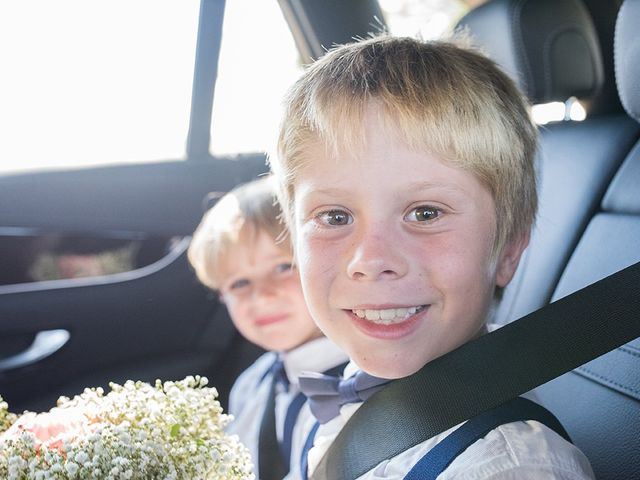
xmin=0 ymin=376 xmax=254 ymax=480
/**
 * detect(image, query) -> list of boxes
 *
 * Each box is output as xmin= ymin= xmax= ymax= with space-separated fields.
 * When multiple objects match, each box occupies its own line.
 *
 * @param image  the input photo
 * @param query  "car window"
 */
xmin=379 ymin=0 xmax=468 ymax=39
xmin=0 ymin=0 xmax=200 ymax=175
xmin=210 ymin=0 xmax=469 ymax=157
xmin=209 ymin=0 xmax=303 ymax=156
xmin=0 ymin=0 xmax=587 ymax=175
xmin=0 ymin=230 xmax=175 ymax=286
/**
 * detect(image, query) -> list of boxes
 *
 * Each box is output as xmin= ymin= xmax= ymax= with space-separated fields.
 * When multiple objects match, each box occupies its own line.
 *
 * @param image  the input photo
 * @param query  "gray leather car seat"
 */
xmin=535 ymin=1 xmax=640 ymax=477
xmin=457 ymin=0 xmax=640 ymax=327
xmin=458 ymin=0 xmax=640 ymax=478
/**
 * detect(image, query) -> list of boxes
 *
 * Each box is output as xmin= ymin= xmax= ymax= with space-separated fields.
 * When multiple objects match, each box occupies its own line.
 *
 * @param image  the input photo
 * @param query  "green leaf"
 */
xmin=170 ymin=423 xmax=181 ymax=437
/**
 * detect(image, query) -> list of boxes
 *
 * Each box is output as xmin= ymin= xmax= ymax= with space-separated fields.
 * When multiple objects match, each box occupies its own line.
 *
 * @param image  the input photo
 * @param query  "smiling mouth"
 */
xmin=255 ymin=314 xmax=288 ymax=326
xmin=351 ymin=305 xmax=426 ymax=325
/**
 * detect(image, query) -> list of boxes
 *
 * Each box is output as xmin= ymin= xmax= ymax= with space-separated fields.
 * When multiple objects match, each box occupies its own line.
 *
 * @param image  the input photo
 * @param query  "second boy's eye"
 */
xmin=274 ymin=262 xmax=294 ymax=274
xmin=229 ymin=278 xmax=250 ymax=290
xmin=317 ymin=209 xmax=353 ymax=226
xmin=405 ymin=206 xmax=440 ymax=223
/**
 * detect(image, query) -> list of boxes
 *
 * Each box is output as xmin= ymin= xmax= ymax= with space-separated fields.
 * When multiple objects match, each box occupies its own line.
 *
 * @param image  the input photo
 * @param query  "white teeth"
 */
xmin=352 ymin=306 xmax=425 ymax=325
xmin=380 ymin=309 xmax=395 ymax=321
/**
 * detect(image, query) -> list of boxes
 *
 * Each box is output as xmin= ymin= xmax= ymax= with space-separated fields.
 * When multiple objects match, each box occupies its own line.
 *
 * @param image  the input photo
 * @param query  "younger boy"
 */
xmin=188 ymin=175 xmax=348 ymax=480
xmin=269 ymin=36 xmax=595 ymax=479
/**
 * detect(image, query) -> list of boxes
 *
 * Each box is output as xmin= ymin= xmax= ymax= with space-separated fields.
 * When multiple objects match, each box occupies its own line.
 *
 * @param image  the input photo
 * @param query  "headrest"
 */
xmin=457 ymin=0 xmax=604 ymax=104
xmin=615 ymin=0 xmax=640 ymax=122
xmin=603 ymin=144 xmax=640 ymax=214
xmin=580 ymin=0 xmax=625 ymax=115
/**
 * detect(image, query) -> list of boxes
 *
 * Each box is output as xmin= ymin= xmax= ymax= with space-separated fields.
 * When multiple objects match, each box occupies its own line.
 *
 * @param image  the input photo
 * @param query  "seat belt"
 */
xmin=310 ymin=261 xmax=640 ymax=480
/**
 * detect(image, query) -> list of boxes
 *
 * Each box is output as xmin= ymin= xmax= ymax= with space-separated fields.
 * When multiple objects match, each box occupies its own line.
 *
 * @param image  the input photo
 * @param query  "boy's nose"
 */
xmin=252 ymin=278 xmax=278 ymax=299
xmin=346 ymin=226 xmax=408 ymax=281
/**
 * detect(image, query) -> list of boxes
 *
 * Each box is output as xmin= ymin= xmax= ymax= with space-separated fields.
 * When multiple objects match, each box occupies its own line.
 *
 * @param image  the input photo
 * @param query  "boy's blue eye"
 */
xmin=274 ymin=262 xmax=294 ymax=274
xmin=229 ymin=278 xmax=250 ymax=290
xmin=318 ymin=210 xmax=353 ymax=226
xmin=405 ymin=206 xmax=440 ymax=223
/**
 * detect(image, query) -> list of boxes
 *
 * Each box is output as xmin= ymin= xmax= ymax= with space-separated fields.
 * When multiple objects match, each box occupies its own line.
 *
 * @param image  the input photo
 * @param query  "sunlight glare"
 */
xmin=0 ymin=0 xmax=199 ymax=174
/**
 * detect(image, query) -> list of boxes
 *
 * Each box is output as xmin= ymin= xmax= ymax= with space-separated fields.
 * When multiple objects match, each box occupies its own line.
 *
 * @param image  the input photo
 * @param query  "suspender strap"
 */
xmin=300 ymin=421 xmax=321 ymax=480
xmin=259 ymin=371 xmax=289 ymax=480
xmin=299 ymin=362 xmax=349 ymax=480
xmin=311 ymin=261 xmax=640 ymax=480
xmin=403 ymin=397 xmax=570 ymax=480
xmin=275 ymin=361 xmax=349 ymax=476
xmin=281 ymin=392 xmax=307 ymax=465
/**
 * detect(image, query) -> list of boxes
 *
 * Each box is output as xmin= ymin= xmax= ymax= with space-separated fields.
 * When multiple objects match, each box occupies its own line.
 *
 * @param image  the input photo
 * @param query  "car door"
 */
xmin=0 ymin=0 xmax=386 ymax=415
xmin=0 ymin=0 xmax=269 ymax=413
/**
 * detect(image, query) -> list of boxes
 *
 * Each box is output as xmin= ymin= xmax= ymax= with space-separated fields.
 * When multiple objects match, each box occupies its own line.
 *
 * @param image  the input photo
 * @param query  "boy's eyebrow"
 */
xmin=304 ymin=182 xmax=467 ymax=197
xmin=404 ymin=181 xmax=467 ymax=193
xmin=301 ymin=187 xmax=350 ymax=197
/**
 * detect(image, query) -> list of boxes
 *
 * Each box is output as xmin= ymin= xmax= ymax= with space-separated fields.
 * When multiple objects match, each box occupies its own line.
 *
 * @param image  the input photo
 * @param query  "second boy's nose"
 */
xmin=252 ymin=278 xmax=278 ymax=300
xmin=346 ymin=225 xmax=407 ymax=281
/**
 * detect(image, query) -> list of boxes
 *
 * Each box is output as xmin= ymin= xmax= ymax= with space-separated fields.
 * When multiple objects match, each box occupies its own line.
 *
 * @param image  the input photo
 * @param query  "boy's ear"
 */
xmin=495 ymin=231 xmax=530 ymax=288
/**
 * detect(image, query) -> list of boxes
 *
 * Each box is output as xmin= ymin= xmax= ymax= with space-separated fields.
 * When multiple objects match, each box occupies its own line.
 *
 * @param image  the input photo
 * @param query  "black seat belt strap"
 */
xmin=310 ymin=261 xmax=640 ymax=480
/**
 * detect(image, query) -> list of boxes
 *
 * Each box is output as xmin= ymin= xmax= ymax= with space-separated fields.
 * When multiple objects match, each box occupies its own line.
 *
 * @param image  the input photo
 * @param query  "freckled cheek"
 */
xmin=423 ymin=241 xmax=493 ymax=294
xmin=296 ymin=234 xmax=336 ymax=276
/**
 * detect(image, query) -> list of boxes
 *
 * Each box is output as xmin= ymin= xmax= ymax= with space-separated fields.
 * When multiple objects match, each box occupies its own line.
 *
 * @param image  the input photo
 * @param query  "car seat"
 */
xmin=458 ymin=0 xmax=640 ymax=478
xmin=457 ymin=0 xmax=640 ymax=327
xmin=534 ymin=1 xmax=640 ymax=477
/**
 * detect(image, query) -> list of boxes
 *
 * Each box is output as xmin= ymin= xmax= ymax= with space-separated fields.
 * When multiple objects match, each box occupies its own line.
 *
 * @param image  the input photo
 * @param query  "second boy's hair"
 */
xmin=270 ymin=35 xmax=538 ymax=257
xmin=187 ymin=175 xmax=289 ymax=290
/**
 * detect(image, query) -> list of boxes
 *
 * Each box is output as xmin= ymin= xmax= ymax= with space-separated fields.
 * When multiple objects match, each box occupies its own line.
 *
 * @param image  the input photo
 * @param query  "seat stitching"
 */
xmin=576 ymin=365 xmax=640 ymax=395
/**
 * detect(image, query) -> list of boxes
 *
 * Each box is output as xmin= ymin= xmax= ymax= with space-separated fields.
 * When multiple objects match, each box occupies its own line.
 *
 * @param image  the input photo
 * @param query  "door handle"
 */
xmin=0 ymin=329 xmax=70 ymax=372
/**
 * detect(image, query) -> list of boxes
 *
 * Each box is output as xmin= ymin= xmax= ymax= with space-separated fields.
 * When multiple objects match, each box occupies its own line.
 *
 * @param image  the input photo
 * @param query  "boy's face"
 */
xmin=292 ymin=107 xmax=527 ymax=378
xmin=220 ymin=230 xmax=323 ymax=352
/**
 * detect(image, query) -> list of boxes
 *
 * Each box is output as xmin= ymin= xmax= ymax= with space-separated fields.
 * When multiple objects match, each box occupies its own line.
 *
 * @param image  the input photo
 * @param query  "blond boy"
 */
xmin=270 ymin=36 xmax=594 ymax=479
xmin=188 ymin=176 xmax=347 ymax=480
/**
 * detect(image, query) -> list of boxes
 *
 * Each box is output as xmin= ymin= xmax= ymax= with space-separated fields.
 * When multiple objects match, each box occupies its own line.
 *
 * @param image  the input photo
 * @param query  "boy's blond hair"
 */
xmin=270 ymin=35 xmax=538 ymax=256
xmin=187 ymin=176 xmax=289 ymax=290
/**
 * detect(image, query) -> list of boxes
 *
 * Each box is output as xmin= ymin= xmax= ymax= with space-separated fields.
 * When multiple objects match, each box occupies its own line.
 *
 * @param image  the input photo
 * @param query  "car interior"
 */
xmin=0 ymin=1 xmax=638 ymax=479
xmin=458 ymin=1 xmax=640 ymax=478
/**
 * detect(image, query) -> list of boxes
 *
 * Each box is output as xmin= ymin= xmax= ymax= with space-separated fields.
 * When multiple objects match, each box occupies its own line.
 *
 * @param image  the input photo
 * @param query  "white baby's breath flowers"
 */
xmin=0 ymin=396 xmax=17 ymax=433
xmin=0 ymin=377 xmax=254 ymax=480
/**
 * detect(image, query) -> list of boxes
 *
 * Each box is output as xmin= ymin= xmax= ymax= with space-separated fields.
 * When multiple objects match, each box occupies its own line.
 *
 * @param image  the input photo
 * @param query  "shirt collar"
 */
xmin=342 ymin=360 xmax=361 ymax=380
xmin=281 ymin=337 xmax=349 ymax=387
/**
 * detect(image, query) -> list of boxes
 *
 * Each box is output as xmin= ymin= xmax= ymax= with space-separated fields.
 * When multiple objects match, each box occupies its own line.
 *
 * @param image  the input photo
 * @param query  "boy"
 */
xmin=187 ymin=175 xmax=348 ymax=480
xmin=269 ymin=36 xmax=595 ymax=478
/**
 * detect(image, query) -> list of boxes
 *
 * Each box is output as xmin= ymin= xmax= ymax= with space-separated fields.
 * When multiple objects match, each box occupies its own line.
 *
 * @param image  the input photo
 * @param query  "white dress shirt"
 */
xmin=227 ymin=337 xmax=348 ymax=480
xmin=304 ymin=361 xmax=596 ymax=480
